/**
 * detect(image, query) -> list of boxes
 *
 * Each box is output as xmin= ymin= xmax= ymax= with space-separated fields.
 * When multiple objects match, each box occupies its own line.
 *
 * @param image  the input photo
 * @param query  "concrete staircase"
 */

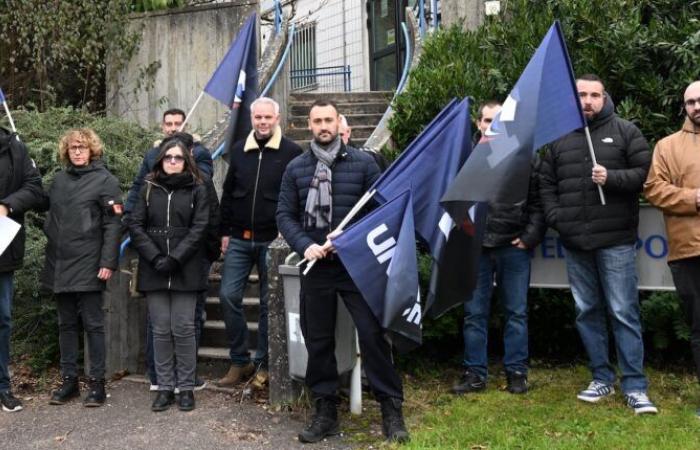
xmin=286 ymin=91 xmax=392 ymax=148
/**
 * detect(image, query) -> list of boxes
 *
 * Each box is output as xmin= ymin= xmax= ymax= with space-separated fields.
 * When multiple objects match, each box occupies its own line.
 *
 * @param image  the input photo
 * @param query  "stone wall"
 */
xmin=441 ymin=0 xmax=484 ymax=31
xmin=106 ymin=2 xmax=259 ymax=134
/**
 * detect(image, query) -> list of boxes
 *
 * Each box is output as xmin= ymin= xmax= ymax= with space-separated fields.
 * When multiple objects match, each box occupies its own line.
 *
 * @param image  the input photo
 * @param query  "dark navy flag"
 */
xmin=332 ymin=190 xmax=421 ymax=348
xmin=441 ymin=21 xmax=585 ymax=224
xmin=204 ymin=13 xmax=258 ymax=160
xmin=0 ymin=87 xmax=5 ymax=103
xmin=372 ymin=98 xmax=471 ymax=261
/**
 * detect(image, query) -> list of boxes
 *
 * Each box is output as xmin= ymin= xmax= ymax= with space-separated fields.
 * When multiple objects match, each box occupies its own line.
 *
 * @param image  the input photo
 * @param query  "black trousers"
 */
xmin=56 ymin=291 xmax=105 ymax=379
xmin=300 ymin=258 xmax=403 ymax=403
xmin=669 ymin=256 xmax=700 ymax=380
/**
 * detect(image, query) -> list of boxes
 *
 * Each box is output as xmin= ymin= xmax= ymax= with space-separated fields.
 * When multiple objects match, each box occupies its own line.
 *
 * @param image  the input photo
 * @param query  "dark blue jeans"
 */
xmin=564 ymin=244 xmax=648 ymax=394
xmin=462 ymin=246 xmax=530 ymax=378
xmin=219 ymin=238 xmax=269 ymax=368
xmin=0 ymin=271 xmax=13 ymax=393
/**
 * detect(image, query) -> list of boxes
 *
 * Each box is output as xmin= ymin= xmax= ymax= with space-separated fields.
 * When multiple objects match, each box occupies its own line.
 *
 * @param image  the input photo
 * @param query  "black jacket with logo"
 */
xmin=0 ymin=127 xmax=45 ymax=272
xmin=41 ymin=161 xmax=122 ymax=293
xmin=220 ymin=127 xmax=302 ymax=242
xmin=539 ymin=97 xmax=651 ymax=250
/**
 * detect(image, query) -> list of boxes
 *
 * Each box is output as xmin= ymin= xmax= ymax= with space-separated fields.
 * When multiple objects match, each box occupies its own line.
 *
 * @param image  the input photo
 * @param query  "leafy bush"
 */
xmin=390 ymin=0 xmax=700 ymax=150
xmin=3 ymin=107 xmax=158 ymax=370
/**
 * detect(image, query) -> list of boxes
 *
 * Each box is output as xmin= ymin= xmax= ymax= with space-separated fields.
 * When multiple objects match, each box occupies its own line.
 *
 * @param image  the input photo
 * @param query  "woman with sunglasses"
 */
xmin=127 ymin=137 xmax=210 ymax=412
xmin=42 ymin=128 xmax=123 ymax=407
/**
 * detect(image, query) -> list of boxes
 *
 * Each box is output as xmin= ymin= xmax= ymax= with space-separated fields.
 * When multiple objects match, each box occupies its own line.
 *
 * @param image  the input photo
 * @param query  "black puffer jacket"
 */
xmin=41 ymin=161 xmax=122 ymax=293
xmin=539 ymin=97 xmax=651 ymax=250
xmin=277 ymin=144 xmax=380 ymax=256
xmin=0 ymin=127 xmax=45 ymax=272
xmin=482 ymin=155 xmax=545 ymax=248
xmin=127 ymin=173 xmax=210 ymax=292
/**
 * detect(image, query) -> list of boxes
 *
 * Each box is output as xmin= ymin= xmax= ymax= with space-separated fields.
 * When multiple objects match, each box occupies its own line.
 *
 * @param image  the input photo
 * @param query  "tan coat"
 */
xmin=644 ymin=117 xmax=700 ymax=261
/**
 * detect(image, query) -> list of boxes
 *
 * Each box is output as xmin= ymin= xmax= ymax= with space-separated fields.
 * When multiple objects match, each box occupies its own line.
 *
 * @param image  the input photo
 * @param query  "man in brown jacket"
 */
xmin=644 ymin=81 xmax=700 ymax=412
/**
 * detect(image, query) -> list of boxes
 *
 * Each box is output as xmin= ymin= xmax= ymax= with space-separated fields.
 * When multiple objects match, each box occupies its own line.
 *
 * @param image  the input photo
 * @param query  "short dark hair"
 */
xmin=577 ymin=73 xmax=605 ymax=87
xmin=161 ymin=132 xmax=194 ymax=150
xmin=308 ymin=99 xmax=339 ymax=117
xmin=478 ymin=100 xmax=502 ymax=120
xmin=162 ymin=108 xmax=186 ymax=122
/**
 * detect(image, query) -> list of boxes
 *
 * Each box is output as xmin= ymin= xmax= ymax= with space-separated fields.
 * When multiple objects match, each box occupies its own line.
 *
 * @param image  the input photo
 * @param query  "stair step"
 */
xmin=290 ymin=102 xmax=388 ymax=116
xmin=198 ymin=347 xmax=256 ymax=360
xmin=204 ymin=320 xmax=258 ymax=331
xmin=289 ymin=91 xmax=392 ymax=103
xmin=206 ymin=296 xmax=259 ymax=306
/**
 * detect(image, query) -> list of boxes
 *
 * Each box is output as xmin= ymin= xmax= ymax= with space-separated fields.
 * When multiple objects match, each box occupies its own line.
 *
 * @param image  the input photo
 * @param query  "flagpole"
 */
xmin=299 ymin=189 xmax=377 ymax=275
xmin=350 ymin=330 xmax=362 ymax=415
xmin=584 ymin=126 xmax=606 ymax=205
xmin=179 ymin=91 xmax=205 ymax=132
xmin=2 ymin=101 xmax=16 ymax=133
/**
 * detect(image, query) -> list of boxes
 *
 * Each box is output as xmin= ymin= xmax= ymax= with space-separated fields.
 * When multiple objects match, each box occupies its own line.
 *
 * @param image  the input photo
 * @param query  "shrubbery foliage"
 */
xmin=3 ymin=108 xmax=157 ymax=369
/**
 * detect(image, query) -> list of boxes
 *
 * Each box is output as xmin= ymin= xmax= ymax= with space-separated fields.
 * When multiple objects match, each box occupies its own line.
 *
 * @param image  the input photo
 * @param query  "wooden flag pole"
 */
xmin=299 ymin=189 xmax=378 ymax=276
xmin=179 ymin=91 xmax=205 ymax=132
xmin=2 ymin=101 xmax=17 ymax=133
xmin=584 ymin=126 xmax=606 ymax=205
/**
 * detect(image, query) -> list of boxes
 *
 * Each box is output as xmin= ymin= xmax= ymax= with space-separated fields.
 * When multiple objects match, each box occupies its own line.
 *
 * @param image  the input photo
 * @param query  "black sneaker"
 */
xmin=151 ymin=391 xmax=175 ymax=412
xmin=0 ymin=391 xmax=23 ymax=412
xmin=451 ymin=369 xmax=486 ymax=394
xmin=506 ymin=371 xmax=528 ymax=394
xmin=50 ymin=376 xmax=80 ymax=405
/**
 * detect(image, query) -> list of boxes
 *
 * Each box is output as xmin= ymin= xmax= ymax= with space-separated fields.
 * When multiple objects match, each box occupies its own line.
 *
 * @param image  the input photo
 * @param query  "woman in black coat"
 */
xmin=42 ymin=128 xmax=123 ymax=407
xmin=127 ymin=138 xmax=209 ymax=412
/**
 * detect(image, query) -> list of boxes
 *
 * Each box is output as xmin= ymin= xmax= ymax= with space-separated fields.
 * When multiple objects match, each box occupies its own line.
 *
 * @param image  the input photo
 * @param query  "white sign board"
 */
xmin=530 ymin=205 xmax=674 ymax=290
xmin=0 ymin=216 xmax=21 ymax=257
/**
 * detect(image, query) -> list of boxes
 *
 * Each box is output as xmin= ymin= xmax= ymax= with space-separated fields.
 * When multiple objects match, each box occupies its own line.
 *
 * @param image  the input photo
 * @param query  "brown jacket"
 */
xmin=644 ymin=117 xmax=700 ymax=261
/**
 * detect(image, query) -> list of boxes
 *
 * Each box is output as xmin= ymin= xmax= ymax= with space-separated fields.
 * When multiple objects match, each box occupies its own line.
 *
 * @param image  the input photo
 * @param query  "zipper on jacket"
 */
xmin=250 ymin=150 xmax=264 ymax=240
xmin=166 ymin=191 xmax=173 ymax=290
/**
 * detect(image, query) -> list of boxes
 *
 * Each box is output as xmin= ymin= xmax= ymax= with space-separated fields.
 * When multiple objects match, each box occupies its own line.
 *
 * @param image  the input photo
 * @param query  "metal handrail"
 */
xmin=396 ymin=22 xmax=412 ymax=96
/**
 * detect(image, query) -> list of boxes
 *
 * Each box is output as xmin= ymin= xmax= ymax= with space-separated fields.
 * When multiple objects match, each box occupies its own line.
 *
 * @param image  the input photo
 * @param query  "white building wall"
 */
xmin=268 ymin=0 xmax=370 ymax=91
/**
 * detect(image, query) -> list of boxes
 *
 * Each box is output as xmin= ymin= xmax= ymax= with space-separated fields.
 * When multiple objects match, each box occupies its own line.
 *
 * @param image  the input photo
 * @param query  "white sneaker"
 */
xmin=577 ymin=381 xmax=615 ymax=403
xmin=625 ymin=391 xmax=658 ymax=415
xmin=149 ymin=384 xmax=159 ymax=392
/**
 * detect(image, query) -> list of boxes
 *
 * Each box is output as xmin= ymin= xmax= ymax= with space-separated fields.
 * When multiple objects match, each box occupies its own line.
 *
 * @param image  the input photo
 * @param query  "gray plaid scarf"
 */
xmin=304 ymin=136 xmax=341 ymax=229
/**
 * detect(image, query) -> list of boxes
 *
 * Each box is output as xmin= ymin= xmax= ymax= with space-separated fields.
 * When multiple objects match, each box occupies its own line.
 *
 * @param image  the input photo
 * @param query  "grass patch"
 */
xmin=342 ymin=362 xmax=700 ymax=449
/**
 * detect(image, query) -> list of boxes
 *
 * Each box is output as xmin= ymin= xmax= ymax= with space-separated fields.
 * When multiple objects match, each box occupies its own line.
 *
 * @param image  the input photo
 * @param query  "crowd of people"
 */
xmin=0 ymin=76 xmax=699 ymax=444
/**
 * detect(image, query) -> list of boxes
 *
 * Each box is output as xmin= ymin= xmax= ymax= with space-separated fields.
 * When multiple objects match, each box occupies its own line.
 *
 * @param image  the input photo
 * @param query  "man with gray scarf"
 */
xmin=277 ymin=99 xmax=409 ymax=444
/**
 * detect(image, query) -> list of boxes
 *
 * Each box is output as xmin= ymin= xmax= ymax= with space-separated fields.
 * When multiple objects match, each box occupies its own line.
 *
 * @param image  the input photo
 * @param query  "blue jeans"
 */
xmin=463 ymin=246 xmax=530 ymax=378
xmin=0 ymin=272 xmax=13 ymax=393
xmin=220 ymin=238 xmax=269 ymax=368
xmin=564 ymin=244 xmax=648 ymax=393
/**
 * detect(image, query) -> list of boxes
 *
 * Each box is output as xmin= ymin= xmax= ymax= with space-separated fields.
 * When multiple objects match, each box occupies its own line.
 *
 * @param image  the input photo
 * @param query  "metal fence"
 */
xmin=290 ymin=65 xmax=352 ymax=92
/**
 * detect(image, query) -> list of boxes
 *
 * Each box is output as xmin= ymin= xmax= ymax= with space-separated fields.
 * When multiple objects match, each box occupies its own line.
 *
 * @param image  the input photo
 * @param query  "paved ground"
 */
xmin=0 ymin=378 xmax=356 ymax=450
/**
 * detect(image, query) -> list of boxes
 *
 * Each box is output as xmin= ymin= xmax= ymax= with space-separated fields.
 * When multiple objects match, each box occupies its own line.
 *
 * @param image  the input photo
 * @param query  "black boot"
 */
xmin=380 ymin=398 xmax=410 ymax=443
xmin=50 ymin=376 xmax=80 ymax=405
xmin=83 ymin=378 xmax=106 ymax=407
xmin=298 ymin=398 xmax=340 ymax=443
xmin=151 ymin=391 xmax=175 ymax=412
xmin=178 ymin=390 xmax=195 ymax=411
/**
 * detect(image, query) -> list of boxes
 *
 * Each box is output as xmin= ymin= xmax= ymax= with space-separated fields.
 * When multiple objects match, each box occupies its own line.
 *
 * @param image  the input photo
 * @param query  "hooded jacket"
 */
xmin=539 ymin=96 xmax=651 ymax=250
xmin=41 ymin=160 xmax=122 ymax=293
xmin=644 ymin=117 xmax=700 ymax=261
xmin=0 ymin=127 xmax=46 ymax=272
xmin=127 ymin=172 xmax=210 ymax=292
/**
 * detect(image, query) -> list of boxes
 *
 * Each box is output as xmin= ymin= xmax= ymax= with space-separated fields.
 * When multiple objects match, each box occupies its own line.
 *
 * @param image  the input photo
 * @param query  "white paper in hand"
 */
xmin=0 ymin=216 xmax=21 ymax=257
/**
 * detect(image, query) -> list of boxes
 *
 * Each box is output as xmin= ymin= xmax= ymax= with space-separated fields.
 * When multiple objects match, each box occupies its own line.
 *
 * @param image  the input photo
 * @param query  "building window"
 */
xmin=290 ymin=22 xmax=317 ymax=91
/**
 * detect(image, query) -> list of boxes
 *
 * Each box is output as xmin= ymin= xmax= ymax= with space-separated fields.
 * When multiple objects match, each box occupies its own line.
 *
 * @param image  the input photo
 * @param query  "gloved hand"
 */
xmin=153 ymin=255 xmax=178 ymax=275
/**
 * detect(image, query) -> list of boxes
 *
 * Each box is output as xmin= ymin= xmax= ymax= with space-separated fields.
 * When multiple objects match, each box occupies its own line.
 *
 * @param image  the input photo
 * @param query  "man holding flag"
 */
xmin=276 ymin=99 xmax=408 ymax=443
xmin=539 ymin=74 xmax=656 ymax=414
xmin=452 ymin=101 xmax=546 ymax=396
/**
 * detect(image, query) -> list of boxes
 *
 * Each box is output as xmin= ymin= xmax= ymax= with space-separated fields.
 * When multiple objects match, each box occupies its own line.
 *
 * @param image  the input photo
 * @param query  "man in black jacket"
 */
xmin=452 ymin=101 xmax=545 ymax=396
xmin=540 ymin=74 xmax=656 ymax=414
xmin=216 ymin=97 xmax=302 ymax=387
xmin=277 ymin=100 xmax=408 ymax=444
xmin=0 ymin=127 xmax=45 ymax=412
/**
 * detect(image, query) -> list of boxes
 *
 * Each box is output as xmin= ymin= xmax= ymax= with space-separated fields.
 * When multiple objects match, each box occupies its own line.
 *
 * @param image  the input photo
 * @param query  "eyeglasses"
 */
xmin=685 ymin=98 xmax=700 ymax=108
xmin=68 ymin=145 xmax=87 ymax=154
xmin=164 ymin=154 xmax=185 ymax=163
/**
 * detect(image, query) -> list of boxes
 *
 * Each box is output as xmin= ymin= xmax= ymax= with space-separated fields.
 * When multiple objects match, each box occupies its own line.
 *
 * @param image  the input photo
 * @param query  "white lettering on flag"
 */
xmin=438 ymin=212 xmax=453 ymax=240
xmin=367 ymin=224 xmax=396 ymax=265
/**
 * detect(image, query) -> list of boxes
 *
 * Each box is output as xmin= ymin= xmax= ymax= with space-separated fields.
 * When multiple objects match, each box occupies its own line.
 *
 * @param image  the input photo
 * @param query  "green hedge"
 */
xmin=3 ymin=107 xmax=158 ymax=370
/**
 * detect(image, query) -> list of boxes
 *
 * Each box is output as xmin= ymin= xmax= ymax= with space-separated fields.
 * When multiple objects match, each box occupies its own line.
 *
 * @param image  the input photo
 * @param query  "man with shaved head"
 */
xmin=644 ymin=81 xmax=700 ymax=416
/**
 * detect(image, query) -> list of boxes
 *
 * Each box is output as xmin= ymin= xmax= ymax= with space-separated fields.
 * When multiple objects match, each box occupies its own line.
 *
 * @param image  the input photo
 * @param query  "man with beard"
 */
xmin=540 ymin=74 xmax=656 ymax=415
xmin=277 ymin=99 xmax=409 ymax=443
xmin=644 ymin=80 xmax=700 ymax=416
